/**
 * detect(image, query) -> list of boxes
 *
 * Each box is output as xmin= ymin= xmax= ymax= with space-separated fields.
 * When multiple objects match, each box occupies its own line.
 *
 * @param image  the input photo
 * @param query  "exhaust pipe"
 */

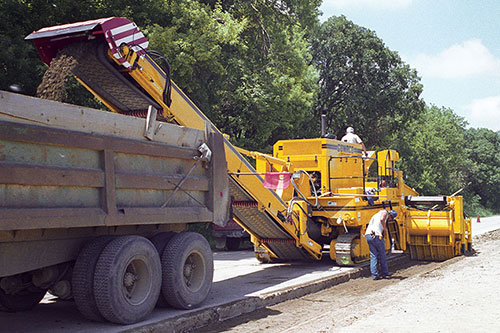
xmin=321 ymin=114 xmax=326 ymax=137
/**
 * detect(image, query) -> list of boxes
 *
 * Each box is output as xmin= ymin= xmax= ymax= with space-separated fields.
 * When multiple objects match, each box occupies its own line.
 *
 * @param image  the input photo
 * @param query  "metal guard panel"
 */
xmin=25 ymin=22 xmax=101 ymax=40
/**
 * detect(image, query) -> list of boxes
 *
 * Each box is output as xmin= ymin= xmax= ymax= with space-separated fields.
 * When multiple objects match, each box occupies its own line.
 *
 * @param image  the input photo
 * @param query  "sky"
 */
xmin=319 ymin=0 xmax=500 ymax=132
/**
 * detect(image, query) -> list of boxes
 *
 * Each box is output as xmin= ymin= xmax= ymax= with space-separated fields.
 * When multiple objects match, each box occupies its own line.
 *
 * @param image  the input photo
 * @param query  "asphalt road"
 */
xmin=0 ymin=215 xmax=498 ymax=332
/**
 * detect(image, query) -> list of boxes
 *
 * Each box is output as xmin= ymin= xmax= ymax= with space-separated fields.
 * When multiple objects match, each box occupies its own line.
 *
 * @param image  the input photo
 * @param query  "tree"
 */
xmin=0 ymin=0 xmax=169 ymax=96
xmin=396 ymin=105 xmax=467 ymax=196
xmin=4 ymin=0 xmax=320 ymax=152
xmin=0 ymin=0 xmax=46 ymax=96
xmin=463 ymin=128 xmax=500 ymax=212
xmin=183 ymin=0 xmax=321 ymax=151
xmin=311 ymin=15 xmax=424 ymax=147
xmin=144 ymin=1 xmax=246 ymax=117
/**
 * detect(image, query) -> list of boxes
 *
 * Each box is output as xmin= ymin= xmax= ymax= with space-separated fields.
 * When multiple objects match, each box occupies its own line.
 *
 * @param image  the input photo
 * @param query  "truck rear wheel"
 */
xmin=161 ymin=232 xmax=213 ymax=309
xmin=150 ymin=232 xmax=175 ymax=308
xmin=0 ymin=288 xmax=46 ymax=312
xmin=72 ymin=235 xmax=115 ymax=322
xmin=93 ymin=235 xmax=161 ymax=324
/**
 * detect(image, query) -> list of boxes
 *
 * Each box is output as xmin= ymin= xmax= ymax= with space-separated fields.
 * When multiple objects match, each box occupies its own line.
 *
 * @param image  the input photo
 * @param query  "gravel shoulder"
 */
xmin=198 ymin=228 xmax=500 ymax=333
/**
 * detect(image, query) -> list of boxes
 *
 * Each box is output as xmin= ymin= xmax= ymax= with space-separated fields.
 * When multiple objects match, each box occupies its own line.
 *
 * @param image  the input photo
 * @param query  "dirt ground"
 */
xmin=198 ymin=229 xmax=500 ymax=332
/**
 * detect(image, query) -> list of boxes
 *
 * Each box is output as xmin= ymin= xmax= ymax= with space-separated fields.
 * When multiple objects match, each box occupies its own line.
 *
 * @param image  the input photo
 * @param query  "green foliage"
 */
xmin=396 ymin=105 xmax=467 ymax=196
xmin=151 ymin=0 xmax=321 ymax=152
xmin=311 ymin=16 xmax=424 ymax=146
xmin=209 ymin=17 xmax=318 ymax=151
xmin=0 ymin=0 xmax=45 ymax=95
xmin=463 ymin=128 xmax=500 ymax=213
xmin=5 ymin=0 xmax=319 ymax=152
xmin=464 ymin=194 xmax=494 ymax=217
xmin=145 ymin=0 xmax=247 ymax=116
xmin=395 ymin=108 xmax=499 ymax=215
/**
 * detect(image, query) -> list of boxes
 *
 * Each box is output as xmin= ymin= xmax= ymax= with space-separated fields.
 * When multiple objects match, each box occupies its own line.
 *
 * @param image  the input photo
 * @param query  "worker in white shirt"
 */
xmin=365 ymin=209 xmax=397 ymax=280
xmin=341 ymin=127 xmax=368 ymax=157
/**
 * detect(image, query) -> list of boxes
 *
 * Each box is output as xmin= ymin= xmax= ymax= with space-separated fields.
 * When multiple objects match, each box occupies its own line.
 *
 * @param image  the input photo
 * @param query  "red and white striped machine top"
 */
xmin=26 ymin=17 xmax=148 ymax=70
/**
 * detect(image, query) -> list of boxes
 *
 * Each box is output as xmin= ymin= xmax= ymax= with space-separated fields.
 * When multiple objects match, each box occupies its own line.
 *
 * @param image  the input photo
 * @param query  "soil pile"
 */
xmin=36 ymin=43 xmax=86 ymax=101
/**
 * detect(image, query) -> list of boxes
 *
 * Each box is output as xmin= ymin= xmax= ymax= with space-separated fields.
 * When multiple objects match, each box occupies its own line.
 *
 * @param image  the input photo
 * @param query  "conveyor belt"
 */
xmin=61 ymin=41 xmax=311 ymax=261
xmin=65 ymin=41 xmax=161 ymax=113
xmin=229 ymin=178 xmax=310 ymax=260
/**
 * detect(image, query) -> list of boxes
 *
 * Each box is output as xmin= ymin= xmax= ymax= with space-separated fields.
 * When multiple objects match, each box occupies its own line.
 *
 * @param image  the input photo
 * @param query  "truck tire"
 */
xmin=150 ymin=232 xmax=176 ymax=254
xmin=72 ymin=235 xmax=115 ymax=322
xmin=226 ymin=237 xmax=241 ymax=251
xmin=0 ymin=288 xmax=46 ymax=312
xmin=150 ymin=232 xmax=175 ymax=308
xmin=161 ymin=232 xmax=213 ymax=309
xmin=93 ymin=236 xmax=161 ymax=324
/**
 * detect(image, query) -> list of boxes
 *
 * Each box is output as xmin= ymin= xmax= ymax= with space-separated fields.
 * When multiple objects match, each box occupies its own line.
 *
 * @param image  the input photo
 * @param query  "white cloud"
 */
xmin=322 ymin=0 xmax=414 ymax=10
xmin=412 ymin=39 xmax=500 ymax=79
xmin=464 ymin=96 xmax=500 ymax=131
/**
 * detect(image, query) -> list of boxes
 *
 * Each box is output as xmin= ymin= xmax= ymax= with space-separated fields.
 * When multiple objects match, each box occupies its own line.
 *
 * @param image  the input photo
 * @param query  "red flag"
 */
xmin=263 ymin=172 xmax=290 ymax=190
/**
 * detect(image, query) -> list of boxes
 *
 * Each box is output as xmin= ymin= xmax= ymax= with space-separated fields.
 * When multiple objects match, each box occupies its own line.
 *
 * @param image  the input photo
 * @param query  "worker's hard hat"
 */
xmin=389 ymin=210 xmax=397 ymax=219
xmin=346 ymin=127 xmax=354 ymax=133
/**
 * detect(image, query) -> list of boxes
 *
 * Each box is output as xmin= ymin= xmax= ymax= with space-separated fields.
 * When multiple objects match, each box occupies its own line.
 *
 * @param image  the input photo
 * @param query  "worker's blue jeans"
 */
xmin=366 ymin=234 xmax=389 ymax=278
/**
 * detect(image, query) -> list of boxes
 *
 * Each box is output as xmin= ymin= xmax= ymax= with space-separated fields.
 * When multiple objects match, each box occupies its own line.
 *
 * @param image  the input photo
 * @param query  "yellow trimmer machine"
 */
xmin=28 ymin=17 xmax=472 ymax=266
xmin=247 ymin=139 xmax=472 ymax=264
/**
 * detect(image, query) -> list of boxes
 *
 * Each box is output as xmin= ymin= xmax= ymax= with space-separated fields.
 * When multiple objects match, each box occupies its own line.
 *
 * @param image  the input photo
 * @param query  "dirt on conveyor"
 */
xmin=36 ymin=43 xmax=86 ymax=102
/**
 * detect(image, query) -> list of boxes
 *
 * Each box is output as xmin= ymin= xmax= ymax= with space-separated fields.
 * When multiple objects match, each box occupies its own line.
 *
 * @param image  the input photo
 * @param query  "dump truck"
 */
xmin=0 ymin=89 xmax=230 ymax=324
xmin=0 ymin=17 xmax=472 ymax=324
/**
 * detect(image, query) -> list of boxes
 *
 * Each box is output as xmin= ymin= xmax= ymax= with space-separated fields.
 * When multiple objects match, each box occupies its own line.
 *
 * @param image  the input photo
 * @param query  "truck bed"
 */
xmin=0 ymin=90 xmax=229 ymax=276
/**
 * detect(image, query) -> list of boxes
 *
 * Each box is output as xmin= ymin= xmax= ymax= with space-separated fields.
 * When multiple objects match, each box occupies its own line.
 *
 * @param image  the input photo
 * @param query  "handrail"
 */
xmin=327 ymin=155 xmax=376 ymax=194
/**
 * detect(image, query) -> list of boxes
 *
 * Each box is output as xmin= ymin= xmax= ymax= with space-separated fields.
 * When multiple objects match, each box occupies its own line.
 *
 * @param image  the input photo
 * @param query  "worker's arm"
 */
xmin=360 ymin=142 xmax=368 ymax=156
xmin=354 ymin=134 xmax=368 ymax=156
xmin=381 ymin=211 xmax=388 ymax=237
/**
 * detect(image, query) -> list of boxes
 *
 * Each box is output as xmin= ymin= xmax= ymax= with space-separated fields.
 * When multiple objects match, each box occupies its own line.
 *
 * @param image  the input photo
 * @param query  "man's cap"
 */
xmin=389 ymin=209 xmax=397 ymax=219
xmin=346 ymin=126 xmax=354 ymax=133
